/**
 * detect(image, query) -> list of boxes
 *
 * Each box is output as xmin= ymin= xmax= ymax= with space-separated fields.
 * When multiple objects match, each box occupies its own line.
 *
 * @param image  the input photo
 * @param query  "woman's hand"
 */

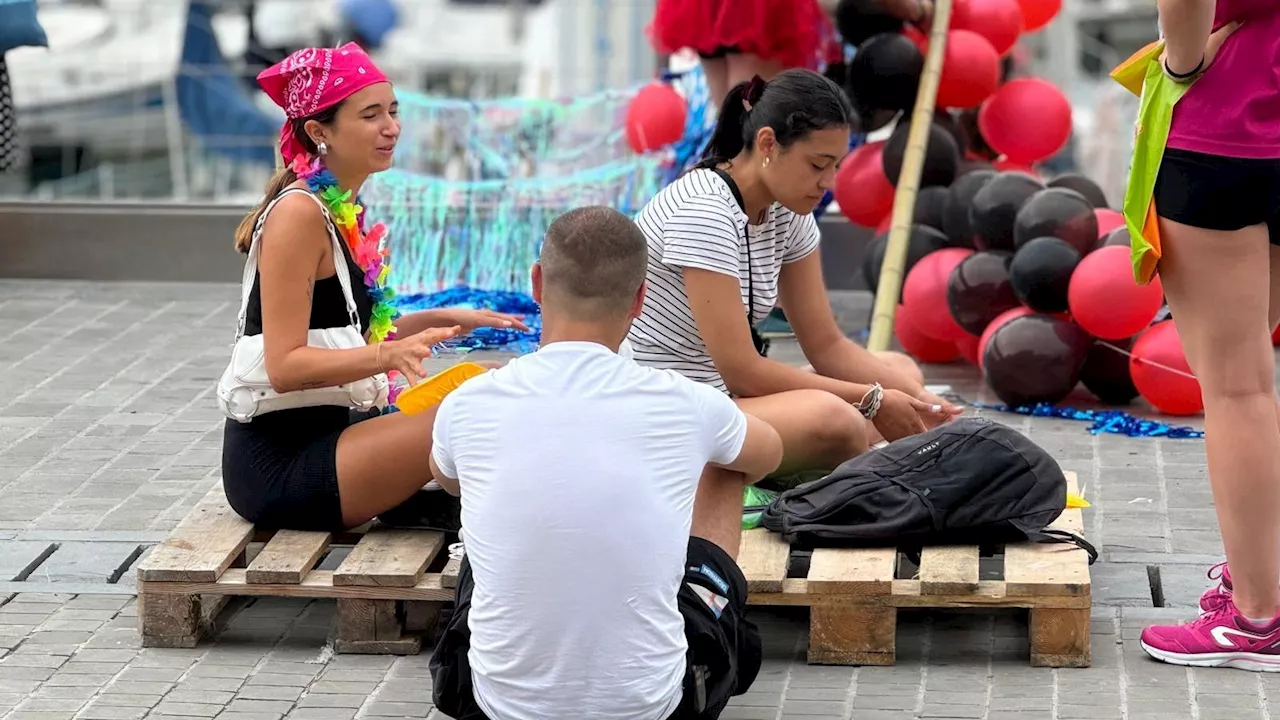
xmin=915 ymin=388 xmax=964 ymax=427
xmin=871 ymin=389 xmax=937 ymax=442
xmin=381 ymin=326 xmax=461 ymax=385
xmin=1160 ymin=20 xmax=1241 ymax=80
xmin=444 ymin=309 xmax=530 ymax=334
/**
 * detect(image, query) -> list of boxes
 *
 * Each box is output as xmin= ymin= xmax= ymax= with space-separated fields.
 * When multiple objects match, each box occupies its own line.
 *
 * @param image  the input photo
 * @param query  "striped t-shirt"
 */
xmin=626 ymin=168 xmax=822 ymax=392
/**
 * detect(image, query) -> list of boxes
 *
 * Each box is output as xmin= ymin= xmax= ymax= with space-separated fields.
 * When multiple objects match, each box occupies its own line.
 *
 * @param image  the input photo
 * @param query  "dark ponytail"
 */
xmin=695 ymin=68 xmax=858 ymax=170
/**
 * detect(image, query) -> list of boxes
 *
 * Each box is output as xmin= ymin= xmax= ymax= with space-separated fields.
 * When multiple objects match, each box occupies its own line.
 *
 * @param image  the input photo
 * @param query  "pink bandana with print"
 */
xmin=257 ymin=42 xmax=389 ymax=164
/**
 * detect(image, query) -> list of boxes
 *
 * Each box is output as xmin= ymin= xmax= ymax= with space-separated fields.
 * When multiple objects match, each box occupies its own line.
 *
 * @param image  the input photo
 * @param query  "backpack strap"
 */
xmin=1025 ymin=529 xmax=1100 ymax=565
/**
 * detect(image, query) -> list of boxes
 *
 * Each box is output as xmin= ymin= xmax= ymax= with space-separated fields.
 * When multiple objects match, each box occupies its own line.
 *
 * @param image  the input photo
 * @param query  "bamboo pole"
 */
xmin=865 ymin=0 xmax=956 ymax=352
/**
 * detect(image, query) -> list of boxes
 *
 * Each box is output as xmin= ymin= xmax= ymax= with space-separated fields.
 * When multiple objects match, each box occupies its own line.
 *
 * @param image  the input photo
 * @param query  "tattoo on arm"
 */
xmin=305 ymin=275 xmax=314 ymax=301
xmin=300 ymin=379 xmax=328 ymax=389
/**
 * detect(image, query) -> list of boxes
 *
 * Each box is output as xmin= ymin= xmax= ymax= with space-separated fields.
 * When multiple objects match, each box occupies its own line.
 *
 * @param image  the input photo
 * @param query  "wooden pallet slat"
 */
xmin=807 ymin=547 xmax=896 ymax=596
xmin=918 ymin=545 xmax=980 ymax=595
xmin=334 ymin=528 xmax=444 ymax=588
xmin=1004 ymin=474 xmax=1090 ymax=598
xmin=245 ymin=530 xmax=332 ymax=585
xmin=738 ymin=528 xmax=789 ymax=594
xmin=137 ymin=485 xmax=253 ymax=583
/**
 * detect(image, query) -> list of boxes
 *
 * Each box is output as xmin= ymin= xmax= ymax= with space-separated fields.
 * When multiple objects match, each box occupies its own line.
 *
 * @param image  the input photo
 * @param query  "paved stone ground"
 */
xmin=0 ymin=280 xmax=1247 ymax=720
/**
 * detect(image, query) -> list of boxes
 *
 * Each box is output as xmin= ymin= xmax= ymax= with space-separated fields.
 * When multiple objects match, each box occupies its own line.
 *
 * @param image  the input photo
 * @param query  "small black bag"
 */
xmin=761 ymin=417 xmax=1097 ymax=561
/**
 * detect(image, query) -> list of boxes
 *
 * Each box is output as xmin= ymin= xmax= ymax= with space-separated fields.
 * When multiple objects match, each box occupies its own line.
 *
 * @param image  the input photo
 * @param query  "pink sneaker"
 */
xmin=1141 ymin=600 xmax=1280 ymax=671
xmin=1200 ymin=562 xmax=1233 ymax=613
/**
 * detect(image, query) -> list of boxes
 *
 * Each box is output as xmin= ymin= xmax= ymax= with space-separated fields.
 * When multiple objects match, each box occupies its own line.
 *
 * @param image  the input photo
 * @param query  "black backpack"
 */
xmin=761 ymin=417 xmax=1097 ymax=561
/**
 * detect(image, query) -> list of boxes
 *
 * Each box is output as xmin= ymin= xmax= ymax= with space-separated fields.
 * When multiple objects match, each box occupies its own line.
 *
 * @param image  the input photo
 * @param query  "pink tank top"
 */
xmin=1166 ymin=0 xmax=1280 ymax=159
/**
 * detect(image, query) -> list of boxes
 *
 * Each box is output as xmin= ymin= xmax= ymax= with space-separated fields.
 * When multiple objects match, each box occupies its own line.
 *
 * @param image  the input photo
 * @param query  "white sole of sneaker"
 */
xmin=1141 ymin=641 xmax=1280 ymax=672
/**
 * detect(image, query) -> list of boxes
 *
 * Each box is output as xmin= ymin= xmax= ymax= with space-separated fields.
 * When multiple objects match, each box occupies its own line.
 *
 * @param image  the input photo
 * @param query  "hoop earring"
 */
xmin=317 ymin=142 xmax=329 ymax=157
xmin=763 ymin=157 xmax=770 ymax=169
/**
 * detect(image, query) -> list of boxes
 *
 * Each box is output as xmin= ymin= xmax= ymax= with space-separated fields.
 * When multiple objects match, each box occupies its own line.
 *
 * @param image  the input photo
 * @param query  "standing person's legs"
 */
xmin=1140 ymin=151 xmax=1280 ymax=669
xmin=725 ymin=53 xmax=785 ymax=89
xmin=700 ymin=55 xmax=730 ymax=110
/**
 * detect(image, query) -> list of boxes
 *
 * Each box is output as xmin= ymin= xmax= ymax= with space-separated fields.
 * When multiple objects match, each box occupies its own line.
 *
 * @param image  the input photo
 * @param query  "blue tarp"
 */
xmin=176 ymin=1 xmax=277 ymax=166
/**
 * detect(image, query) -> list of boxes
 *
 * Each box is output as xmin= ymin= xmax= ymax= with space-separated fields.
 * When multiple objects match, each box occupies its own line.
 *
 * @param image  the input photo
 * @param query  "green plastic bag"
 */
xmin=1113 ymin=41 xmax=1197 ymax=285
xmin=741 ymin=485 xmax=777 ymax=530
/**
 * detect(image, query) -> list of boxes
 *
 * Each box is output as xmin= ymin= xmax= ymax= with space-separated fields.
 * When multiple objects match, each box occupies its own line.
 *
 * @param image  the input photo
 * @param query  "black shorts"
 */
xmin=429 ymin=536 xmax=762 ymax=720
xmin=1155 ymin=148 xmax=1280 ymax=242
xmin=699 ymin=45 xmax=740 ymax=59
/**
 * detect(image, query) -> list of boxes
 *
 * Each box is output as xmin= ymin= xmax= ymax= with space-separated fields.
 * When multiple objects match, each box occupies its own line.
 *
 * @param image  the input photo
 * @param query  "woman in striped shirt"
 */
xmin=625 ymin=69 xmax=961 ymax=477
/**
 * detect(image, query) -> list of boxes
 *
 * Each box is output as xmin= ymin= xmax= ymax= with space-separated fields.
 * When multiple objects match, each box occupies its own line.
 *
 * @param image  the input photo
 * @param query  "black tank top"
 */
xmin=242 ymin=189 xmax=374 ymax=336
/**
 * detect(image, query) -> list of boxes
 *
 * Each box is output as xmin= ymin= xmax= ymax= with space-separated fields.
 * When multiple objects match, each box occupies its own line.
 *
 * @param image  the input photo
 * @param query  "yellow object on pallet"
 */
xmin=395 ymin=362 xmax=488 ymax=414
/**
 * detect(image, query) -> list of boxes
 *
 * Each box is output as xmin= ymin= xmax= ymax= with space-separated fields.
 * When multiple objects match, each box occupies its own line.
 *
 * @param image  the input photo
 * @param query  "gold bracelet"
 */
xmin=375 ymin=343 xmax=385 ymax=373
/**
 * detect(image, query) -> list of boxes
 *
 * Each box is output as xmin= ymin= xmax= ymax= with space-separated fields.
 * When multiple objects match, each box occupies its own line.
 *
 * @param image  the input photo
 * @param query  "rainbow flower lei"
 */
xmin=292 ymin=155 xmax=402 ymax=398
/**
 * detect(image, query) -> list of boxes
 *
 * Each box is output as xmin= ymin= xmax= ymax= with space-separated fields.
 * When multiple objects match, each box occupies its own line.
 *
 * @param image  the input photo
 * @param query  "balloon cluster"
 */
xmin=870 ymin=168 xmax=1202 ymax=415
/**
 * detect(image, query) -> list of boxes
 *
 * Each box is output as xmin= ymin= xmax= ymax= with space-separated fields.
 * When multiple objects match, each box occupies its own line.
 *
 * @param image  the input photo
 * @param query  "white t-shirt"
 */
xmin=431 ymin=341 xmax=749 ymax=720
xmin=626 ymin=168 xmax=823 ymax=392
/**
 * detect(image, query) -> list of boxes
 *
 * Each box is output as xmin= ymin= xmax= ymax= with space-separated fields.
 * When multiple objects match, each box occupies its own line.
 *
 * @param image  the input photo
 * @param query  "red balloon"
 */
xmin=979 ymin=78 xmax=1073 ymax=164
xmin=626 ymin=82 xmax=687 ymax=153
xmin=896 ymin=304 xmax=961 ymax=363
xmin=1130 ymin=321 xmax=1203 ymax=416
xmin=952 ymin=0 xmax=1023 ymax=56
xmin=955 ymin=334 xmax=981 ymax=364
xmin=1094 ymin=208 xmax=1125 ymax=239
xmin=937 ymin=30 xmax=1002 ymax=109
xmin=1068 ymin=245 xmax=1164 ymax=340
xmin=835 ymin=142 xmax=895 ymax=227
xmin=876 ymin=214 xmax=893 ymax=235
xmin=1016 ymin=0 xmax=1062 ymax=32
xmin=1272 ymin=324 xmax=1280 ymax=346
xmin=977 ymin=306 xmax=1035 ymax=370
xmin=902 ymin=25 xmax=928 ymax=54
xmin=903 ymin=248 xmax=976 ymax=341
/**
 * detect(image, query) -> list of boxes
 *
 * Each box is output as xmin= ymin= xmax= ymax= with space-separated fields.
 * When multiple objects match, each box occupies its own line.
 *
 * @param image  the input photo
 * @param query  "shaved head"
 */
xmin=538 ymin=206 xmax=649 ymax=320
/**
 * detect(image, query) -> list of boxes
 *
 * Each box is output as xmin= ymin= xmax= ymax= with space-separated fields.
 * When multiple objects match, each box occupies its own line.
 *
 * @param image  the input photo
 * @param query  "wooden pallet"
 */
xmin=135 ymin=486 xmax=464 ymax=654
xmin=138 ymin=473 xmax=1089 ymax=664
xmin=739 ymin=472 xmax=1091 ymax=668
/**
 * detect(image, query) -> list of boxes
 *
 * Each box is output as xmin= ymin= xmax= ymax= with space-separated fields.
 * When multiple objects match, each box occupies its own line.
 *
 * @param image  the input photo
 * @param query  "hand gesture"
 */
xmin=382 ymin=326 xmax=461 ymax=385
xmin=450 ymin=309 xmax=530 ymax=334
xmin=871 ymin=389 xmax=939 ymax=443
xmin=914 ymin=389 xmax=964 ymax=428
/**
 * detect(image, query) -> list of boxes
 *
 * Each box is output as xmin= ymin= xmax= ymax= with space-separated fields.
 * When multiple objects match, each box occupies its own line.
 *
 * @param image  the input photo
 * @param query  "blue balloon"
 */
xmin=338 ymin=0 xmax=401 ymax=48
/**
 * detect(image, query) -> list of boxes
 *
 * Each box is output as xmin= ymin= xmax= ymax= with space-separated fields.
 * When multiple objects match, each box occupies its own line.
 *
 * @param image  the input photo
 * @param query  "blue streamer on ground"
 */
xmin=970 ymin=402 xmax=1204 ymax=439
xmin=396 ymin=287 xmax=542 ymax=354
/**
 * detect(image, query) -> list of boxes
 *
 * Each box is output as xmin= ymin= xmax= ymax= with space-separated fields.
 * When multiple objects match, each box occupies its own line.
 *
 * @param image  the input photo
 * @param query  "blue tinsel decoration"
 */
xmin=395 ymin=287 xmax=542 ymax=354
xmin=971 ymin=402 xmax=1204 ymax=439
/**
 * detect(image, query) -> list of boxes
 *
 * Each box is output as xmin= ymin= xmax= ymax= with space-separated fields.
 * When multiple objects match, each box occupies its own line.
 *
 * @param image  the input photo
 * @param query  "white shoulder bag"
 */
xmin=217 ymin=188 xmax=390 ymax=423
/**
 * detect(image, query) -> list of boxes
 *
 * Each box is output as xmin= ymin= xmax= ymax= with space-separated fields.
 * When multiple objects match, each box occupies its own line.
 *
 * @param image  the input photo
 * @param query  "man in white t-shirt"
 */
xmin=427 ymin=206 xmax=784 ymax=720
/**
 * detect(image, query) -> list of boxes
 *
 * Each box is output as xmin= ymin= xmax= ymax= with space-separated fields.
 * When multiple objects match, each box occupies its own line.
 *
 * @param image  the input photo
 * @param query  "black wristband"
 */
xmin=1164 ymin=55 xmax=1205 ymax=80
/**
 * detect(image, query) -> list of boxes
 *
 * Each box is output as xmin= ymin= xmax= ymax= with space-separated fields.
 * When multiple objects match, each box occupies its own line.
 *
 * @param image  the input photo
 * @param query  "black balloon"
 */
xmin=862 ymin=225 xmax=950 ymax=296
xmin=969 ymin=172 xmax=1045 ymax=252
xmin=1096 ymin=225 xmax=1130 ymax=251
xmin=1009 ymin=237 xmax=1081 ymax=313
xmin=884 ymin=121 xmax=960 ymax=188
xmin=1013 ymin=188 xmax=1099 ymax=255
xmin=1080 ymin=337 xmax=1141 ymax=405
xmin=847 ymin=33 xmax=922 ymax=116
xmin=943 ymin=169 xmax=995 ymax=249
xmin=946 ymin=250 xmax=1021 ymax=336
xmin=1047 ymin=173 xmax=1110 ymax=209
xmin=835 ymin=0 xmax=905 ymax=47
xmin=914 ymin=186 xmax=949 ymax=233
xmin=983 ymin=315 xmax=1093 ymax=407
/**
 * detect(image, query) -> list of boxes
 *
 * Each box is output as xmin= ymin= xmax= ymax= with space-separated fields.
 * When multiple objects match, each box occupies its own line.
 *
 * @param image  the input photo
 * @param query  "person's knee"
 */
xmin=803 ymin=391 xmax=869 ymax=464
xmin=878 ymin=350 xmax=925 ymax=386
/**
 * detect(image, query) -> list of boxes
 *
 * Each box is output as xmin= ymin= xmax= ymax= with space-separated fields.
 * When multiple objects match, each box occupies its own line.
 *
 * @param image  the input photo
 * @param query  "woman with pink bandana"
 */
xmin=221 ymin=44 xmax=525 ymax=533
xmin=1134 ymin=2 xmax=1280 ymax=671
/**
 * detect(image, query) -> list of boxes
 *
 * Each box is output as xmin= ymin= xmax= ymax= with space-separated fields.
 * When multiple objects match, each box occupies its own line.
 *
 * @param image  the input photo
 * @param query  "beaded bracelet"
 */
xmin=855 ymin=383 xmax=884 ymax=420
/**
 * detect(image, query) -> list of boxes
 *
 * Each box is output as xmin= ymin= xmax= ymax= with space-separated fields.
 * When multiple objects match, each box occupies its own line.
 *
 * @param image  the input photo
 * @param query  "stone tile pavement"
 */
xmin=0 ymin=280 xmax=1250 ymax=720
